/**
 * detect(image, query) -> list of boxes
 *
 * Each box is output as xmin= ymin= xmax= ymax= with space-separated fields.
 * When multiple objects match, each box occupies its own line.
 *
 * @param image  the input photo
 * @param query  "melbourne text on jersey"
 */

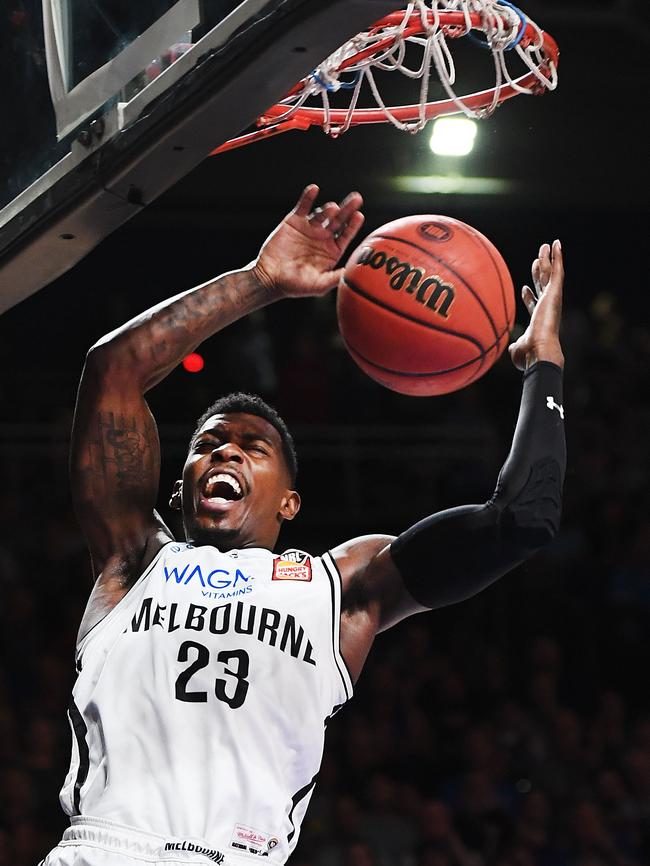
xmin=129 ymin=597 xmax=317 ymax=665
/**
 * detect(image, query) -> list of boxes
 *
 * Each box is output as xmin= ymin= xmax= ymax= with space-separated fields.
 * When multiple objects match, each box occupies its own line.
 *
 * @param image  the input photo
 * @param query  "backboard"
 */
xmin=0 ymin=0 xmax=397 ymax=313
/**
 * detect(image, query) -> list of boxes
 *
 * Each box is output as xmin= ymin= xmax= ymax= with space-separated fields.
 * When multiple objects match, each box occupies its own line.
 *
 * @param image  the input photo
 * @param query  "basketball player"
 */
xmin=42 ymin=185 xmax=565 ymax=866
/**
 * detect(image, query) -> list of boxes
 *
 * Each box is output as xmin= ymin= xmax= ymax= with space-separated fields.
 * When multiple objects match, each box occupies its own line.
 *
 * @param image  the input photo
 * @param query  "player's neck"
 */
xmin=184 ymin=528 xmax=276 ymax=553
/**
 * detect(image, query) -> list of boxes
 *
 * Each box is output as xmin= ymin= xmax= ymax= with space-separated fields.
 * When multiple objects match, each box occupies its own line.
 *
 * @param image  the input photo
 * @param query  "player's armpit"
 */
xmin=390 ymin=361 xmax=566 ymax=611
xmin=70 ymin=348 xmax=172 ymax=579
xmin=331 ymin=534 xmax=416 ymax=679
xmin=331 ymin=535 xmax=426 ymax=642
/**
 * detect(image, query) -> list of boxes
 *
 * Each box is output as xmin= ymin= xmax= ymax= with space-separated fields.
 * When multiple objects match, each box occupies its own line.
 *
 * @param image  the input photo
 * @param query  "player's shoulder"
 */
xmin=329 ymin=534 xmax=395 ymax=586
xmin=77 ymin=530 xmax=175 ymax=643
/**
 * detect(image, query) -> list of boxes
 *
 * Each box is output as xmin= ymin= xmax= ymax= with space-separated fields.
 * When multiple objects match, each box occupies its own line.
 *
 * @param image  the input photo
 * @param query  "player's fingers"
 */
xmin=508 ymin=338 xmax=526 ymax=371
xmin=309 ymin=201 xmax=338 ymax=230
xmin=336 ymin=211 xmax=365 ymax=250
xmin=331 ymin=192 xmax=363 ymax=232
xmin=321 ymin=201 xmax=339 ymax=222
xmin=522 ymin=285 xmax=536 ymax=316
xmin=531 ymin=258 xmax=542 ymax=297
xmin=312 ymin=268 xmax=342 ymax=295
xmin=550 ymin=239 xmax=564 ymax=289
xmin=538 ymin=242 xmax=552 ymax=289
xmin=294 ymin=184 xmax=320 ymax=217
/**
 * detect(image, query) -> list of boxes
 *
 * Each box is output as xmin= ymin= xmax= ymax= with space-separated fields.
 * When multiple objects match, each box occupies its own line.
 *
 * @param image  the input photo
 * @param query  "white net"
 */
xmin=262 ymin=0 xmax=558 ymax=137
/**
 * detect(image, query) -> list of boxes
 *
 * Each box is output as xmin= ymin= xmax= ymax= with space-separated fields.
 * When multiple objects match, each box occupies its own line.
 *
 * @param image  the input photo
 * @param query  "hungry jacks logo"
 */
xmin=272 ymin=549 xmax=312 ymax=582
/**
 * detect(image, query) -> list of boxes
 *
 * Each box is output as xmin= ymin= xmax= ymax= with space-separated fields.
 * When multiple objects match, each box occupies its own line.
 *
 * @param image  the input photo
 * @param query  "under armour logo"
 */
xmin=546 ymin=396 xmax=564 ymax=419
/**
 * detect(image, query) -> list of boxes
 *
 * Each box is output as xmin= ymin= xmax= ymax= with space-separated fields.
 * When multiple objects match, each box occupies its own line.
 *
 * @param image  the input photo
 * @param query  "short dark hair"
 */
xmin=193 ymin=393 xmax=298 ymax=484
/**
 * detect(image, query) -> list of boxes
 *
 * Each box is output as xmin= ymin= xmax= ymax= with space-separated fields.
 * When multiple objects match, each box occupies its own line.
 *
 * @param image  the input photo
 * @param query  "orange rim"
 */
xmin=212 ymin=9 xmax=558 ymax=154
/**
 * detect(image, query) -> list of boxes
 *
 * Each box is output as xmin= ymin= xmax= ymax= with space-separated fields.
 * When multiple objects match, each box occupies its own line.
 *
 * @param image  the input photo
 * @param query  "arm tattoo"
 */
xmin=148 ymin=271 xmax=271 ymax=357
xmin=97 ymin=412 xmax=150 ymax=492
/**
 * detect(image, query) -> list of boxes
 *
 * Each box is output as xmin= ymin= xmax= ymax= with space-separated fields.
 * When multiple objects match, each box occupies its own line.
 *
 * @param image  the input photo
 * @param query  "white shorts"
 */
xmin=41 ymin=817 xmax=231 ymax=866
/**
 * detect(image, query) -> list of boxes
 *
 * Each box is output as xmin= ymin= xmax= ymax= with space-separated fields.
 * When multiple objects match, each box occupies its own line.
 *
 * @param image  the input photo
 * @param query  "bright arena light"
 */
xmin=393 ymin=175 xmax=513 ymax=195
xmin=429 ymin=117 xmax=478 ymax=156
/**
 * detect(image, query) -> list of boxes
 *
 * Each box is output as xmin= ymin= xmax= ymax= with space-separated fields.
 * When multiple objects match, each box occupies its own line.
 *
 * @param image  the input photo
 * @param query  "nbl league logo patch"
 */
xmin=272 ymin=549 xmax=312 ymax=582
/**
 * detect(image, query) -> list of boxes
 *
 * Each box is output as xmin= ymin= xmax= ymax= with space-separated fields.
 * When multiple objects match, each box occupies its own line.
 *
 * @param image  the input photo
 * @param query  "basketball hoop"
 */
xmin=212 ymin=0 xmax=558 ymax=155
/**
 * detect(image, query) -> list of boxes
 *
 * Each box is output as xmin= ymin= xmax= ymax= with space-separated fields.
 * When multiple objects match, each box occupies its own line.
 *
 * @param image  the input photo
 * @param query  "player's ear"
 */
xmin=169 ymin=480 xmax=183 ymax=511
xmin=279 ymin=490 xmax=301 ymax=522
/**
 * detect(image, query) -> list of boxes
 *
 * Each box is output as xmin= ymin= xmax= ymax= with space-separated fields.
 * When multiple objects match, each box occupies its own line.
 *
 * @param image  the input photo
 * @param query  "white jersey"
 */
xmin=60 ymin=543 xmax=353 ymax=864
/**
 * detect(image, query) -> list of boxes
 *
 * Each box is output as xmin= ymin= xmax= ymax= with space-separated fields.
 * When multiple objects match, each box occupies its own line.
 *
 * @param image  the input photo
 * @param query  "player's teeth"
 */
xmin=206 ymin=474 xmax=241 ymax=495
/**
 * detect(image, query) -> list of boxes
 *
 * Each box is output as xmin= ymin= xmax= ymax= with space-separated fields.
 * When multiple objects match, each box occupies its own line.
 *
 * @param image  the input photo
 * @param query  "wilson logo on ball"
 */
xmin=356 ymin=245 xmax=455 ymax=318
xmin=418 ymin=222 xmax=453 ymax=242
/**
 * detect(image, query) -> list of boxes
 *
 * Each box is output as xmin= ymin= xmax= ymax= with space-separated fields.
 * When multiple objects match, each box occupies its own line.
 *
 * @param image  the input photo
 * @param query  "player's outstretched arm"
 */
xmin=334 ymin=241 xmax=566 ymax=638
xmin=70 ymin=185 xmax=364 ymax=582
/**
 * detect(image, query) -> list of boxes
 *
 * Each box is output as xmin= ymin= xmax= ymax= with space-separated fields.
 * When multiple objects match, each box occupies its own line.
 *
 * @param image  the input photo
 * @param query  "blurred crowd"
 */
xmin=0 ymin=284 xmax=649 ymax=866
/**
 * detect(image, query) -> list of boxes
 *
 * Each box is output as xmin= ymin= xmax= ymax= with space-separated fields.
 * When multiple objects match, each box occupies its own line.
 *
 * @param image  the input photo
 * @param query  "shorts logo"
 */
xmin=272 ymin=549 xmax=312 ymax=582
xmin=230 ymin=824 xmax=276 ymax=857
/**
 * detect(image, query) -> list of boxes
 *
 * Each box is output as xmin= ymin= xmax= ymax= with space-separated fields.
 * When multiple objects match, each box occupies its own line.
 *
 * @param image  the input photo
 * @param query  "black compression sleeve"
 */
xmin=390 ymin=362 xmax=566 ymax=609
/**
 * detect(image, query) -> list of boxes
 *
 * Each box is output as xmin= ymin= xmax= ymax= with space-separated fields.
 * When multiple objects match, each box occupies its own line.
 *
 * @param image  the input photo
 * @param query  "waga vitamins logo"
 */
xmin=163 ymin=563 xmax=254 ymax=600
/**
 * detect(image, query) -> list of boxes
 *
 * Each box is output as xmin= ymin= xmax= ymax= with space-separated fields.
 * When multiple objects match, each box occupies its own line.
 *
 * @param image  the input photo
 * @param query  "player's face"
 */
xmin=173 ymin=413 xmax=300 ymax=550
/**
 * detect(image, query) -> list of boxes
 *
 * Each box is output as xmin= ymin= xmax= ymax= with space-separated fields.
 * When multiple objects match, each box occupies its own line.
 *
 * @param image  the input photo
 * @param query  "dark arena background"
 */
xmin=1 ymin=2 xmax=650 ymax=864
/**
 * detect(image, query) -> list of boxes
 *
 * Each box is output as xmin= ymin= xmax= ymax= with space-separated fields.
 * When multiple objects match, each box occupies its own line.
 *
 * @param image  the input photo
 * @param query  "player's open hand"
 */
xmin=253 ymin=184 xmax=365 ymax=298
xmin=509 ymin=240 xmax=565 ymax=371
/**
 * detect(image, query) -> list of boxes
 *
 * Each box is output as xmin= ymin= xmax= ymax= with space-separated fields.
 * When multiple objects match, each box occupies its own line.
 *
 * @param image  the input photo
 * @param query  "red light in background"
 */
xmin=182 ymin=353 xmax=204 ymax=373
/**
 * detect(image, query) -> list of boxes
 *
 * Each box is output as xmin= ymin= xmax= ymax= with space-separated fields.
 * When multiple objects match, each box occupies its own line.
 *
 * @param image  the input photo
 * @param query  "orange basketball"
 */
xmin=337 ymin=215 xmax=516 ymax=396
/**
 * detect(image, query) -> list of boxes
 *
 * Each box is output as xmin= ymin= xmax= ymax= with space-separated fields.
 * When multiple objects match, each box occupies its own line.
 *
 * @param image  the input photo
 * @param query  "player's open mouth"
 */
xmin=198 ymin=472 xmax=246 ymax=513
